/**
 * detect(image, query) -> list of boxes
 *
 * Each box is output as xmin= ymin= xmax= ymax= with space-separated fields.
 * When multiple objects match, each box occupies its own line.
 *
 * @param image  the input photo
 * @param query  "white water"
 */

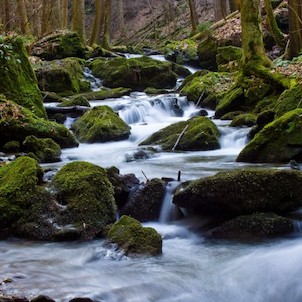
xmin=2 ymin=69 xmax=301 ymax=302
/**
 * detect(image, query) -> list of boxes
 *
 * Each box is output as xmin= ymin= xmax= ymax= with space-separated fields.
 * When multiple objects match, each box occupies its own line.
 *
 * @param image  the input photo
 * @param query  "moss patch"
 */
xmin=71 ymin=105 xmax=131 ymax=143
xmin=230 ymin=113 xmax=257 ymax=127
xmin=140 ymin=116 xmax=220 ymax=151
xmin=107 ymin=215 xmax=162 ymax=256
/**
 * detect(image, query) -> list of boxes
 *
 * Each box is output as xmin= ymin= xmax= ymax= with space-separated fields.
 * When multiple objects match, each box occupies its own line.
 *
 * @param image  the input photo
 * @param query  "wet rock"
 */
xmin=107 ymin=215 xmax=162 ymax=256
xmin=69 ymin=298 xmax=94 ymax=302
xmin=173 ymin=169 xmax=302 ymax=216
xmin=71 ymin=106 xmax=131 ymax=143
xmin=211 ymin=213 xmax=294 ymax=239
xmin=189 ymin=109 xmax=208 ymax=118
xmin=125 ymin=149 xmax=156 ymax=162
xmin=229 ymin=113 xmax=257 ymax=127
xmin=31 ymin=295 xmax=56 ymax=302
xmin=197 ymin=36 xmax=218 ymax=71
xmin=120 ymin=178 xmax=165 ymax=222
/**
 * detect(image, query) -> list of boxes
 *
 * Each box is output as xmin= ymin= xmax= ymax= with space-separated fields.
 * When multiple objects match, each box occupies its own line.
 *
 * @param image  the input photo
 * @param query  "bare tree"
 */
xmin=72 ymin=0 xmax=86 ymax=44
xmin=62 ymin=0 xmax=69 ymax=28
xmin=102 ymin=0 xmax=111 ymax=49
xmin=17 ymin=0 xmax=32 ymax=35
xmin=188 ymin=0 xmax=198 ymax=34
xmin=89 ymin=0 xmax=105 ymax=46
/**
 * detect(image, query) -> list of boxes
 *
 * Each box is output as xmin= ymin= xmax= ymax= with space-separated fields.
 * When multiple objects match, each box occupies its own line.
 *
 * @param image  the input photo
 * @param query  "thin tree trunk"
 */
xmin=89 ymin=0 xmax=104 ymax=46
xmin=119 ymin=0 xmax=126 ymax=38
xmin=17 ymin=0 xmax=32 ymax=35
xmin=229 ymin=0 xmax=238 ymax=12
xmin=264 ymin=0 xmax=286 ymax=47
xmin=53 ymin=0 xmax=62 ymax=30
xmin=102 ymin=0 xmax=111 ymax=49
xmin=287 ymin=0 xmax=302 ymax=59
xmin=72 ymin=0 xmax=86 ymax=44
xmin=62 ymin=0 xmax=69 ymax=28
xmin=188 ymin=0 xmax=198 ymax=34
xmin=41 ymin=0 xmax=51 ymax=34
xmin=3 ymin=0 xmax=12 ymax=33
xmin=214 ymin=0 xmax=228 ymax=21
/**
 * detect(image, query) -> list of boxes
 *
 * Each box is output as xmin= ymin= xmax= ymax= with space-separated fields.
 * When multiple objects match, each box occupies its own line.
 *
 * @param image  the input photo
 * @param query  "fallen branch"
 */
xmin=172 ymin=124 xmax=189 ymax=151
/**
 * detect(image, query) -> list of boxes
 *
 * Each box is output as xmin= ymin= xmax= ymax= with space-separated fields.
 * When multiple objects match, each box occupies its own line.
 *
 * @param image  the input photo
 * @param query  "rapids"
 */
xmin=1 ymin=65 xmax=301 ymax=302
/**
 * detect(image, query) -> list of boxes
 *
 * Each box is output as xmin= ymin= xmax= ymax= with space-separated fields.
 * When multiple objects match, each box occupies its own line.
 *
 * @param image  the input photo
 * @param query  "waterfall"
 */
xmin=83 ymin=67 xmax=102 ymax=91
xmin=159 ymin=181 xmax=180 ymax=223
xmin=219 ymin=126 xmax=250 ymax=150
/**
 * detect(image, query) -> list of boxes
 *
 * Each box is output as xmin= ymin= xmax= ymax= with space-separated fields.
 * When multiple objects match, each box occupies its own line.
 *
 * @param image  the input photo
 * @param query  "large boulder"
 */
xmin=211 ymin=213 xmax=294 ymax=239
xmin=140 ymin=116 xmax=220 ymax=151
xmin=237 ymin=109 xmax=302 ymax=163
xmin=30 ymin=30 xmax=85 ymax=60
xmin=50 ymin=161 xmax=117 ymax=238
xmin=120 ymin=178 xmax=165 ymax=222
xmin=0 ymin=97 xmax=78 ymax=149
xmin=197 ymin=36 xmax=218 ymax=70
xmin=34 ymin=57 xmax=90 ymax=96
xmin=0 ymin=37 xmax=46 ymax=118
xmin=90 ymin=56 xmax=178 ymax=90
xmin=107 ymin=215 xmax=162 ymax=256
xmin=22 ymin=135 xmax=61 ymax=163
xmin=71 ymin=106 xmax=131 ymax=143
xmin=0 ymin=156 xmax=44 ymax=230
xmin=173 ymin=169 xmax=302 ymax=216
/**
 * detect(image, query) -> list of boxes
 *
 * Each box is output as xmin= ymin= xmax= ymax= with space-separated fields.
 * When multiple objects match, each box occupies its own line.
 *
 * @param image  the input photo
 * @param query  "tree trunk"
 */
xmin=119 ymin=0 xmax=126 ymax=38
xmin=89 ymin=0 xmax=105 ymax=46
xmin=41 ymin=0 xmax=51 ymax=34
xmin=214 ymin=0 xmax=228 ymax=21
xmin=264 ymin=0 xmax=286 ymax=47
xmin=17 ymin=0 xmax=31 ymax=35
xmin=30 ymin=0 xmax=40 ymax=35
xmin=72 ymin=0 xmax=86 ymax=44
xmin=52 ymin=0 xmax=62 ymax=30
xmin=188 ymin=0 xmax=198 ymax=34
xmin=62 ymin=0 xmax=69 ymax=28
xmin=102 ymin=0 xmax=111 ymax=49
xmin=241 ymin=0 xmax=272 ymax=71
xmin=3 ymin=0 xmax=12 ymax=33
xmin=229 ymin=0 xmax=238 ymax=12
xmin=287 ymin=0 xmax=302 ymax=59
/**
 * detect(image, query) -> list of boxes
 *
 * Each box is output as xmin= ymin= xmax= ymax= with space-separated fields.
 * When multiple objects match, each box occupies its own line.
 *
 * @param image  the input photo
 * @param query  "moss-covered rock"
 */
xmin=0 ymin=97 xmax=78 ymax=148
xmin=164 ymin=39 xmax=199 ymax=66
xmin=173 ymin=169 xmax=302 ymax=216
xmin=0 ymin=37 xmax=46 ymax=118
xmin=216 ymin=46 xmax=242 ymax=72
xmin=180 ymin=71 xmax=236 ymax=108
xmin=23 ymin=135 xmax=61 ymax=163
xmin=71 ymin=106 xmax=131 ymax=143
xmin=120 ymin=179 xmax=165 ymax=222
xmin=0 ymin=156 xmax=44 ymax=228
xmin=140 ymin=116 xmax=220 ymax=151
xmin=34 ymin=58 xmax=90 ymax=96
xmin=2 ymin=141 xmax=20 ymax=153
xmin=274 ymin=85 xmax=302 ymax=117
xmin=107 ymin=215 xmax=162 ymax=256
xmin=197 ymin=36 xmax=218 ymax=70
xmin=70 ymin=87 xmax=131 ymax=101
xmin=211 ymin=213 xmax=294 ymax=239
xmin=230 ymin=113 xmax=257 ymax=127
xmin=30 ymin=30 xmax=85 ymax=60
xmin=237 ymin=109 xmax=302 ymax=163
xmin=50 ymin=161 xmax=116 ymax=237
xmin=90 ymin=56 xmax=177 ymax=91
xmin=58 ymin=96 xmax=91 ymax=107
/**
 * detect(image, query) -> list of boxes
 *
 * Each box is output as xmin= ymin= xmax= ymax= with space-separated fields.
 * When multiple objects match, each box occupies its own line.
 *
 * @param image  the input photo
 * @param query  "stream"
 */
xmin=1 ymin=64 xmax=301 ymax=302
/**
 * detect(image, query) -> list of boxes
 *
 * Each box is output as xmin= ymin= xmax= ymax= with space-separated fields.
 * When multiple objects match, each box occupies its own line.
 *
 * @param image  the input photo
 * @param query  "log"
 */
xmin=45 ymin=106 xmax=89 ymax=115
xmin=172 ymin=124 xmax=189 ymax=151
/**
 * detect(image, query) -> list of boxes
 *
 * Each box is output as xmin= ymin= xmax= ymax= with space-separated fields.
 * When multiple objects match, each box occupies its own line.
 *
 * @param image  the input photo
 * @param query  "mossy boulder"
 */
xmin=211 ymin=213 xmax=294 ymax=239
xmin=0 ymin=97 xmax=78 ymax=148
xmin=34 ymin=58 xmax=90 ymax=96
xmin=30 ymin=30 xmax=85 ymax=60
xmin=173 ymin=169 xmax=302 ymax=216
xmin=23 ymin=135 xmax=61 ymax=163
xmin=140 ymin=116 xmax=220 ymax=151
xmin=274 ymin=85 xmax=302 ymax=117
xmin=2 ymin=141 xmax=20 ymax=153
xmin=230 ymin=113 xmax=257 ymax=127
xmin=71 ymin=106 xmax=131 ymax=143
xmin=107 ymin=215 xmax=162 ymax=256
xmin=216 ymin=46 xmax=242 ymax=72
xmin=50 ymin=161 xmax=116 ymax=237
xmin=120 ymin=178 xmax=165 ymax=222
xmin=58 ymin=96 xmax=91 ymax=107
xmin=164 ymin=39 xmax=199 ymax=66
xmin=90 ymin=56 xmax=177 ymax=91
xmin=237 ymin=109 xmax=302 ymax=163
xmin=0 ymin=37 xmax=46 ymax=118
xmin=0 ymin=156 xmax=44 ymax=229
xmin=197 ymin=36 xmax=218 ymax=70
xmin=180 ymin=71 xmax=235 ymax=109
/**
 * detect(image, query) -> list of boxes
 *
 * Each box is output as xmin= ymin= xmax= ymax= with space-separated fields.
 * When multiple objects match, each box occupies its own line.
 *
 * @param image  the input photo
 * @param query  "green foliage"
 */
xmin=0 ymin=36 xmax=21 ymax=69
xmin=196 ymin=21 xmax=213 ymax=35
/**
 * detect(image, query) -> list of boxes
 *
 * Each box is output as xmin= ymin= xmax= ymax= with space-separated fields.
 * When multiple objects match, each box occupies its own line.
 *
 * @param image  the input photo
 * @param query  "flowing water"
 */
xmin=1 ymin=68 xmax=301 ymax=302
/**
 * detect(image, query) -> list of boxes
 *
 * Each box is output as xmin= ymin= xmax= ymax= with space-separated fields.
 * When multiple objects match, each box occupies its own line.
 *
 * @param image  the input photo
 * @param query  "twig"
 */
xmin=172 ymin=124 xmax=189 ymax=151
xmin=141 ymin=170 xmax=149 ymax=181
xmin=196 ymin=90 xmax=205 ymax=107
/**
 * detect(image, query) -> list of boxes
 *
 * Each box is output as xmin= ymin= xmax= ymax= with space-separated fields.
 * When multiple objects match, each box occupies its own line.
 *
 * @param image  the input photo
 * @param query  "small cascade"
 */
xmin=84 ymin=67 xmax=102 ymax=91
xmin=293 ymin=220 xmax=302 ymax=233
xmin=219 ymin=126 xmax=250 ymax=150
xmin=159 ymin=181 xmax=180 ymax=223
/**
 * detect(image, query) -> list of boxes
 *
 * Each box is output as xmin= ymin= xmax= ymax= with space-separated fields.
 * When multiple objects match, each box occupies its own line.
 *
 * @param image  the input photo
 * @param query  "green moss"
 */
xmin=71 ymin=87 xmax=131 ymax=101
xmin=51 ymin=161 xmax=116 ymax=230
xmin=216 ymin=46 xmax=242 ymax=72
xmin=140 ymin=116 xmax=220 ymax=151
xmin=173 ymin=168 xmax=302 ymax=216
xmin=237 ymin=109 xmax=302 ymax=163
xmin=2 ymin=141 xmax=20 ymax=152
xmin=0 ymin=97 xmax=78 ymax=148
xmin=71 ymin=105 xmax=131 ymax=143
xmin=90 ymin=56 xmax=177 ymax=91
xmin=34 ymin=57 xmax=90 ymax=96
xmin=230 ymin=113 xmax=257 ymax=127
xmin=0 ymin=156 xmax=44 ymax=228
xmin=59 ymin=96 xmax=91 ymax=107
xmin=274 ymin=85 xmax=302 ymax=117
xmin=197 ymin=36 xmax=218 ymax=70
xmin=23 ymin=135 xmax=61 ymax=163
xmin=107 ymin=215 xmax=162 ymax=256
xmin=0 ymin=37 xmax=46 ymax=118
xmin=180 ymin=71 xmax=235 ymax=107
